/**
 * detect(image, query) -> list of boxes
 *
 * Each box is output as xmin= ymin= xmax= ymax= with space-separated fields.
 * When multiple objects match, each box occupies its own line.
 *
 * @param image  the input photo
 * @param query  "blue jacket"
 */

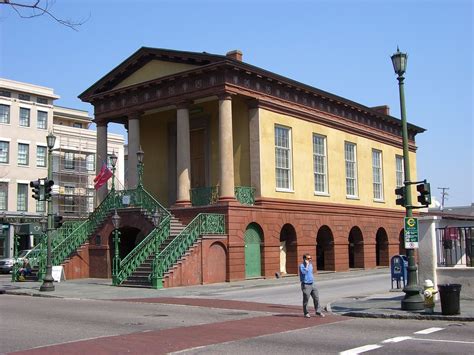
xmin=299 ymin=262 xmax=314 ymax=284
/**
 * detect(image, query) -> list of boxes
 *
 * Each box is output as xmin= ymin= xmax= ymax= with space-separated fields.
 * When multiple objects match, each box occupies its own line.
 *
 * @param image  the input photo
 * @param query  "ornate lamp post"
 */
xmin=112 ymin=210 xmax=121 ymax=286
xmin=137 ymin=147 xmax=144 ymax=188
xmin=11 ymin=223 xmax=22 ymax=281
xmin=40 ymin=132 xmax=56 ymax=292
xmin=109 ymin=151 xmax=118 ymax=192
xmin=151 ymin=208 xmax=162 ymax=289
xmin=391 ymin=47 xmax=424 ymax=311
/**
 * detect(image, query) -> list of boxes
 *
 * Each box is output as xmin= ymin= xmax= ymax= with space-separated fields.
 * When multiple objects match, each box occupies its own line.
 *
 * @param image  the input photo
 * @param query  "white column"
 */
xmin=218 ymin=94 xmax=235 ymax=200
xmin=176 ymin=104 xmax=191 ymax=205
xmin=248 ymin=101 xmax=261 ymax=198
xmin=96 ymin=121 xmax=108 ymax=205
xmin=127 ymin=113 xmax=141 ymax=189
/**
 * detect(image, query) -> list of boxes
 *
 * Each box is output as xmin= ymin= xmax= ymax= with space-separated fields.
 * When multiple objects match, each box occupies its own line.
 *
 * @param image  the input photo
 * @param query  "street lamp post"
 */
xmin=110 ymin=151 xmax=118 ymax=192
xmin=11 ymin=223 xmax=21 ymax=282
xmin=40 ymin=132 xmax=56 ymax=292
xmin=137 ymin=147 xmax=144 ymax=188
xmin=112 ymin=210 xmax=121 ymax=286
xmin=391 ymin=47 xmax=424 ymax=311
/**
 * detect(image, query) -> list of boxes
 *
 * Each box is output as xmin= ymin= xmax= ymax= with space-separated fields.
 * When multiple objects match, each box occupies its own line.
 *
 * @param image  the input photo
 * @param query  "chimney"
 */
xmin=226 ymin=50 xmax=243 ymax=61
xmin=371 ymin=105 xmax=390 ymax=116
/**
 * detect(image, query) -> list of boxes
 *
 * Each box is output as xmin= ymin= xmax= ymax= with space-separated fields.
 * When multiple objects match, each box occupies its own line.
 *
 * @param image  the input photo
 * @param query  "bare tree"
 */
xmin=1 ymin=0 xmax=87 ymax=30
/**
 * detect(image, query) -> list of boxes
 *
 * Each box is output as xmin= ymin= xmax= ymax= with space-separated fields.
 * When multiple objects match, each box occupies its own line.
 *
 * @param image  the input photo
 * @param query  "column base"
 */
xmin=218 ymin=196 xmax=237 ymax=202
xmin=174 ymin=200 xmax=192 ymax=208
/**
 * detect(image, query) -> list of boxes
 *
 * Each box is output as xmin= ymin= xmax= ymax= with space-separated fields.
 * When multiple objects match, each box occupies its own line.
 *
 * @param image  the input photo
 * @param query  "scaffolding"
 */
xmin=52 ymin=135 xmax=96 ymax=220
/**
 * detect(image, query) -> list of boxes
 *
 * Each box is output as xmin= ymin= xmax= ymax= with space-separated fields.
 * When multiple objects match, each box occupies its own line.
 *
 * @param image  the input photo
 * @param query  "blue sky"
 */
xmin=0 ymin=0 xmax=472 ymax=207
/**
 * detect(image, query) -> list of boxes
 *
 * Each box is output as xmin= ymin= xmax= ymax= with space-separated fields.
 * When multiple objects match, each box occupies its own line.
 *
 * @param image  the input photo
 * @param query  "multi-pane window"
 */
xmin=65 ymin=186 xmax=75 ymax=213
xmin=37 ymin=97 xmax=48 ymax=104
xmin=36 ymin=146 xmax=47 ymax=167
xmin=37 ymin=111 xmax=48 ymax=129
xmin=17 ymin=183 xmax=28 ymax=211
xmin=64 ymin=152 xmax=74 ymax=169
xmin=0 ymin=141 xmax=9 ymax=163
xmin=275 ymin=125 xmax=292 ymax=190
xmin=395 ymin=155 xmax=404 ymax=188
xmin=0 ymin=104 xmax=10 ymax=124
xmin=0 ymin=90 xmax=11 ymax=98
xmin=313 ymin=134 xmax=328 ymax=194
xmin=372 ymin=149 xmax=384 ymax=200
xmin=0 ymin=182 xmax=7 ymax=210
xmin=36 ymin=200 xmax=45 ymax=213
xmin=344 ymin=142 xmax=358 ymax=197
xmin=17 ymin=143 xmax=29 ymax=165
xmin=19 ymin=94 xmax=30 ymax=101
xmin=19 ymin=108 xmax=30 ymax=127
xmin=86 ymin=154 xmax=95 ymax=171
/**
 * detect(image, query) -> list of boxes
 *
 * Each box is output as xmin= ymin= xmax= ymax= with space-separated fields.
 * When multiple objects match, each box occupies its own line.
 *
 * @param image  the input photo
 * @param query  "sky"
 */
xmin=0 ymin=0 xmax=472 ymax=207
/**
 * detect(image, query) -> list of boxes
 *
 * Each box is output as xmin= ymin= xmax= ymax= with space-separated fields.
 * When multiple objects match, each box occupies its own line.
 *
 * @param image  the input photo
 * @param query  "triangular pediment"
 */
xmin=113 ymin=60 xmax=199 ymax=90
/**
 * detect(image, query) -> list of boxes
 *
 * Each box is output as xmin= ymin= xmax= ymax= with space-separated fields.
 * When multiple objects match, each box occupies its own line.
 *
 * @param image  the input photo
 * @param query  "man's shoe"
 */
xmin=316 ymin=312 xmax=325 ymax=318
xmin=304 ymin=313 xmax=311 ymax=318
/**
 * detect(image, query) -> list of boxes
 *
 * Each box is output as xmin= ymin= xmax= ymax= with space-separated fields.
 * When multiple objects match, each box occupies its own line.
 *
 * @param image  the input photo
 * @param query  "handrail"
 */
xmin=154 ymin=213 xmax=225 ymax=288
xmin=114 ymin=216 xmax=171 ymax=286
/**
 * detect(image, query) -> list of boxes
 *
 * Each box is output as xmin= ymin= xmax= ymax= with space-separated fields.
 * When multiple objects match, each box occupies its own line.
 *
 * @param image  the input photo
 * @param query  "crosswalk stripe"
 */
xmin=339 ymin=344 xmax=382 ymax=354
xmin=414 ymin=327 xmax=444 ymax=334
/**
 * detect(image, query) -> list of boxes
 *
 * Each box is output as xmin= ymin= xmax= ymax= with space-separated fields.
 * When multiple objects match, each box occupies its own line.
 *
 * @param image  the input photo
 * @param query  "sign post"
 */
xmin=404 ymin=217 xmax=419 ymax=249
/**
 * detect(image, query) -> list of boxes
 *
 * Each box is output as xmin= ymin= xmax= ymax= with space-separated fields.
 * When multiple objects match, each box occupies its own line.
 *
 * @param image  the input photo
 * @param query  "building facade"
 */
xmin=0 ymin=78 xmax=124 ymax=258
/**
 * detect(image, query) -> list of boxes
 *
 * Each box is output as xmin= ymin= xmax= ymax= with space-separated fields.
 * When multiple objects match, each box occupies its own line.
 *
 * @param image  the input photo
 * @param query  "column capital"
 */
xmin=175 ymin=100 xmax=193 ymax=110
xmin=127 ymin=111 xmax=143 ymax=120
xmin=94 ymin=118 xmax=108 ymax=127
xmin=247 ymin=99 xmax=260 ymax=110
xmin=217 ymin=92 xmax=233 ymax=101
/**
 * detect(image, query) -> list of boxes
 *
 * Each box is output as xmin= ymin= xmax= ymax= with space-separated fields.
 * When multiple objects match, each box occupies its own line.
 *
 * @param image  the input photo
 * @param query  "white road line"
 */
xmin=412 ymin=338 xmax=474 ymax=345
xmin=414 ymin=327 xmax=444 ymax=335
xmin=382 ymin=336 xmax=412 ymax=343
xmin=339 ymin=344 xmax=382 ymax=355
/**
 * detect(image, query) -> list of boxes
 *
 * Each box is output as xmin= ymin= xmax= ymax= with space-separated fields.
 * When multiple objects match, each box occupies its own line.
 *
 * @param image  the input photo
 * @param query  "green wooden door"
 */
xmin=245 ymin=224 xmax=262 ymax=278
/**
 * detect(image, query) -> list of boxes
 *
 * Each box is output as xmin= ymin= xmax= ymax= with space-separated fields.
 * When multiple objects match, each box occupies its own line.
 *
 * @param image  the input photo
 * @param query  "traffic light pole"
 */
xmin=40 ymin=144 xmax=55 ymax=292
xmin=397 ymin=71 xmax=423 ymax=311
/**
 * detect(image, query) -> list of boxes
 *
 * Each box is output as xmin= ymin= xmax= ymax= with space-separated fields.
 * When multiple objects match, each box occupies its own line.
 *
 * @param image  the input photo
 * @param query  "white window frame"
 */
xmin=395 ymin=155 xmax=404 ymax=188
xmin=0 ymin=141 xmax=9 ymax=163
xmin=86 ymin=154 xmax=95 ymax=171
xmin=372 ymin=149 xmax=384 ymax=201
xmin=274 ymin=125 xmax=293 ymax=191
xmin=64 ymin=152 xmax=75 ymax=170
xmin=37 ymin=110 xmax=48 ymax=129
xmin=36 ymin=145 xmax=47 ymax=167
xmin=19 ymin=107 xmax=30 ymax=127
xmin=17 ymin=183 xmax=28 ymax=212
xmin=313 ymin=133 xmax=328 ymax=195
xmin=344 ymin=142 xmax=358 ymax=198
xmin=17 ymin=143 xmax=29 ymax=166
xmin=0 ymin=182 xmax=8 ymax=210
xmin=0 ymin=104 xmax=10 ymax=124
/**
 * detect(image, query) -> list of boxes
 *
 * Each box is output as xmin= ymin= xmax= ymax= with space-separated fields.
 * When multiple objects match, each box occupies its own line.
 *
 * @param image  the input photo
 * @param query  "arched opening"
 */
xmin=207 ymin=242 xmax=227 ymax=283
xmin=348 ymin=226 xmax=364 ymax=269
xmin=280 ymin=224 xmax=297 ymax=275
xmin=316 ymin=225 xmax=335 ymax=271
xmin=108 ymin=226 xmax=143 ymax=262
xmin=244 ymin=223 xmax=263 ymax=278
xmin=376 ymin=228 xmax=389 ymax=266
xmin=399 ymin=229 xmax=406 ymax=255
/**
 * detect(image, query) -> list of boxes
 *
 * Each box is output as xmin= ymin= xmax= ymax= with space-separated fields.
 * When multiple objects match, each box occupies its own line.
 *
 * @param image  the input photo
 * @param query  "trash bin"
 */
xmin=437 ymin=284 xmax=462 ymax=315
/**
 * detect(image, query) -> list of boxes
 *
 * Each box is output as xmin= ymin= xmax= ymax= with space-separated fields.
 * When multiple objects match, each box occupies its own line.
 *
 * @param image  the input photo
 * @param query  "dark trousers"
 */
xmin=301 ymin=283 xmax=322 ymax=315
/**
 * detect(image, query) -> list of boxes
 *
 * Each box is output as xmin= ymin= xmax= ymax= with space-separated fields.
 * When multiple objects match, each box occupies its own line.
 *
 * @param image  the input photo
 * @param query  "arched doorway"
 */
xmin=280 ymin=224 xmax=297 ymax=275
xmin=376 ymin=228 xmax=389 ymax=266
xmin=244 ymin=223 xmax=263 ymax=278
xmin=316 ymin=225 xmax=335 ymax=271
xmin=108 ymin=226 xmax=143 ymax=262
xmin=399 ymin=229 xmax=406 ymax=255
xmin=348 ymin=226 xmax=364 ymax=269
xmin=207 ymin=242 xmax=226 ymax=283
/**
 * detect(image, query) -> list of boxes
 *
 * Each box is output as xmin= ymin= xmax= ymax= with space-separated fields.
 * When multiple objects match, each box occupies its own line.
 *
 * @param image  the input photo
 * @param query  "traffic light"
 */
xmin=44 ymin=179 xmax=54 ymax=200
xmin=54 ymin=215 xmax=63 ymax=229
xmin=416 ymin=181 xmax=431 ymax=207
xmin=30 ymin=179 xmax=41 ymax=201
xmin=395 ymin=186 xmax=406 ymax=206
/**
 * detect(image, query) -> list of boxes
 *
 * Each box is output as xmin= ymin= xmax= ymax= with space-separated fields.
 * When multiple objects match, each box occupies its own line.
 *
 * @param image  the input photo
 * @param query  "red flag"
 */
xmin=94 ymin=163 xmax=113 ymax=190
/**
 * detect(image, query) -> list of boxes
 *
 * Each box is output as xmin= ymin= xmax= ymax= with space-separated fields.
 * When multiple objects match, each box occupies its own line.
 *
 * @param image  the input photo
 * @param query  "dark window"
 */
xmin=19 ymin=94 xmax=31 ymax=101
xmin=37 ymin=97 xmax=48 ymax=104
xmin=0 ymin=90 xmax=11 ymax=98
xmin=73 ymin=122 xmax=82 ymax=128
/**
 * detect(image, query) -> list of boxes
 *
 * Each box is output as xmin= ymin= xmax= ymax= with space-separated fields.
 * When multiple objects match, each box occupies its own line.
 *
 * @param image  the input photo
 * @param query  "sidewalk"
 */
xmin=1 ymin=274 xmax=473 ymax=322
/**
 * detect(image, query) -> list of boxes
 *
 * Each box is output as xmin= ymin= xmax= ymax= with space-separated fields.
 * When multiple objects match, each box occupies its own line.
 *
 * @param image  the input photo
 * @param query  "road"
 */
xmin=1 ymin=269 xmax=473 ymax=354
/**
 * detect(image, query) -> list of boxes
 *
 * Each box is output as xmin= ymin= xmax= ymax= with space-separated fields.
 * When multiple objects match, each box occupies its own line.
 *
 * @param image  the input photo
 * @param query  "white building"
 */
xmin=0 ymin=78 xmax=125 ymax=258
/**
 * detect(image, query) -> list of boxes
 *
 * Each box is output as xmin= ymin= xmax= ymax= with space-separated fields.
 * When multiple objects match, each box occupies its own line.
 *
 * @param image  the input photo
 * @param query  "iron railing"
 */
xmin=436 ymin=226 xmax=473 ymax=267
xmin=153 ymin=213 xmax=226 ymax=288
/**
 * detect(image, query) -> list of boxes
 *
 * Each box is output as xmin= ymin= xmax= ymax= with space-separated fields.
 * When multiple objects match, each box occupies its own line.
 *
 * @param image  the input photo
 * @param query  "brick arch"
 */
xmin=316 ymin=225 xmax=335 ymax=271
xmin=348 ymin=226 xmax=364 ymax=268
xmin=206 ymin=241 xmax=227 ymax=283
xmin=376 ymin=227 xmax=389 ymax=266
xmin=280 ymin=223 xmax=298 ymax=275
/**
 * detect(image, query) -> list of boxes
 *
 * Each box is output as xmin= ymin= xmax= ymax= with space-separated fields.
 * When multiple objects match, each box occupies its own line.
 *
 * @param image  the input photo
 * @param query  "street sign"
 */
xmin=404 ymin=217 xmax=419 ymax=249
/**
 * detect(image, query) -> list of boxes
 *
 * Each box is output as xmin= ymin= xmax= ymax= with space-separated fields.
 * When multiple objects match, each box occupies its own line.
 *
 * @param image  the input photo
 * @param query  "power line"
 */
xmin=437 ymin=187 xmax=449 ymax=211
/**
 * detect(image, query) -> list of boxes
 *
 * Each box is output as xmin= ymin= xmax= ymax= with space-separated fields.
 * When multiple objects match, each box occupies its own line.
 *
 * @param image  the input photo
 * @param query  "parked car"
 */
xmin=0 ymin=249 xmax=41 ymax=274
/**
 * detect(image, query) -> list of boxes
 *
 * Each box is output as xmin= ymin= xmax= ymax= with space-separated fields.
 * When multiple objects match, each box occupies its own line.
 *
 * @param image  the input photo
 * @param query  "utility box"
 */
xmin=391 ymin=255 xmax=408 ymax=289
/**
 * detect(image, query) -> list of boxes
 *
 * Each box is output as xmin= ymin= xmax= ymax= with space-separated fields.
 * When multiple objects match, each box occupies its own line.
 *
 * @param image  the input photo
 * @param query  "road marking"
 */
xmin=382 ymin=336 xmax=412 ymax=343
xmin=339 ymin=344 xmax=382 ymax=354
xmin=414 ymin=327 xmax=444 ymax=335
xmin=412 ymin=338 xmax=474 ymax=345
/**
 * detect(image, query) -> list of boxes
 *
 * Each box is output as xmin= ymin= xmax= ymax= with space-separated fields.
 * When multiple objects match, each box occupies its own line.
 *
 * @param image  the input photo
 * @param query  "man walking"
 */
xmin=299 ymin=253 xmax=325 ymax=318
